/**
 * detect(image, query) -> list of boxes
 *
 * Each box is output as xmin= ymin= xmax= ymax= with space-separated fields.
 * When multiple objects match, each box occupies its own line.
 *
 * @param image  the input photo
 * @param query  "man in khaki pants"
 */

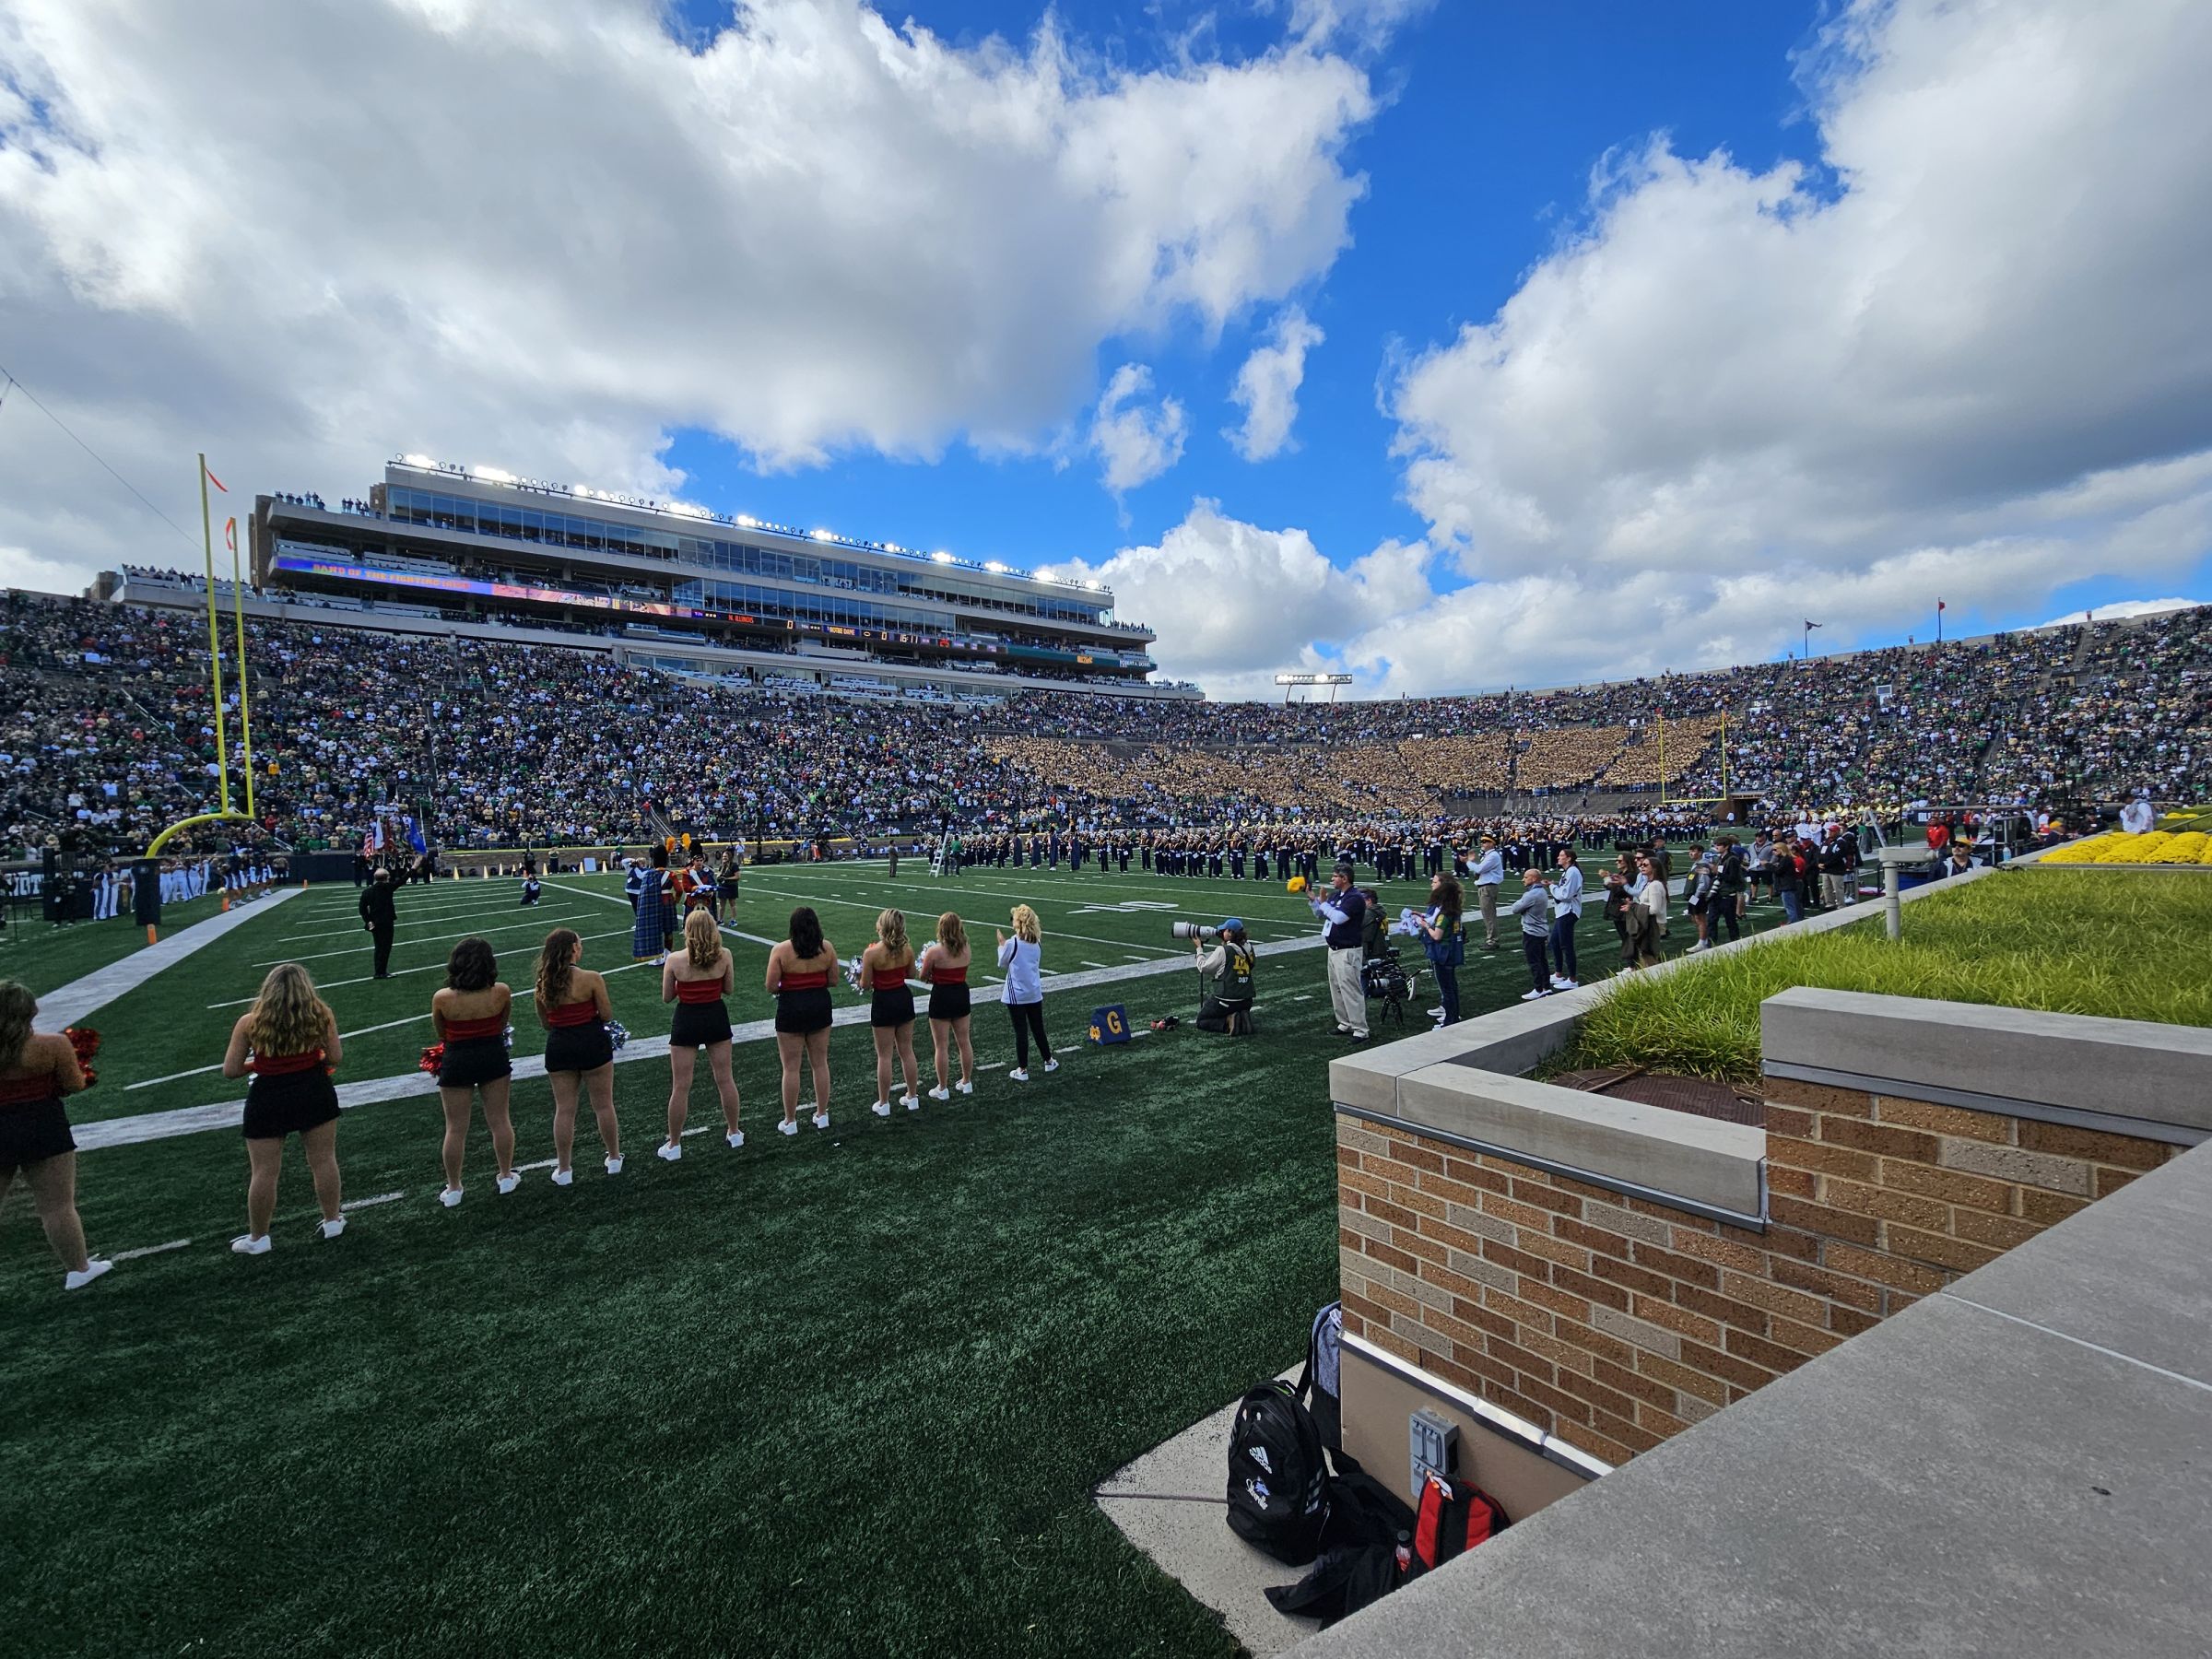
xmin=1469 ymin=833 xmax=1504 ymax=950
xmin=1311 ymin=862 xmax=1371 ymax=1040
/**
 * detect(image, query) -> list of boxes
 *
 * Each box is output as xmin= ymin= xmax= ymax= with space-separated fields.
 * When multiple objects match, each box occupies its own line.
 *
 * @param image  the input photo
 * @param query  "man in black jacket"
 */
xmin=359 ymin=868 xmax=397 ymax=979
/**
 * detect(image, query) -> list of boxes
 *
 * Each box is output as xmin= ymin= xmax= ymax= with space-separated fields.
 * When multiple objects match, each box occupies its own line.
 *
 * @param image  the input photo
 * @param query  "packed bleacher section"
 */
xmin=4 ymin=589 xmax=2206 ymax=858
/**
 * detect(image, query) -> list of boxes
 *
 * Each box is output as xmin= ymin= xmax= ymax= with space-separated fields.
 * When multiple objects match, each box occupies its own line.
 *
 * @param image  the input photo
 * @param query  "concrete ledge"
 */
xmin=1762 ymin=986 xmax=2212 ymax=1138
xmin=1393 ymin=1066 xmax=1766 ymax=1218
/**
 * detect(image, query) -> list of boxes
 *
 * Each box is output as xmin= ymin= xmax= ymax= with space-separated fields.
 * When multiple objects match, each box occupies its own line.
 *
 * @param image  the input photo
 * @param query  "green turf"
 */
xmin=1 ymin=891 xmax=229 ymax=998
xmin=1566 ymin=868 xmax=2212 ymax=1085
xmin=0 ymin=856 xmax=1781 ymax=1657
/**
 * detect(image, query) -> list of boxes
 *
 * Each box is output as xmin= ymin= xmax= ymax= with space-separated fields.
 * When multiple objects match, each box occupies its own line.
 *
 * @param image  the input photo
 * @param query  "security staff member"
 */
xmin=1194 ymin=919 xmax=1256 ymax=1035
xmin=359 ymin=867 xmax=397 ymax=979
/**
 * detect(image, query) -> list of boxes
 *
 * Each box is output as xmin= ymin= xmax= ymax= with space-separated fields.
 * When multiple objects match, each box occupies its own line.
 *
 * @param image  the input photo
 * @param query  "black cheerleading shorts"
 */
xmin=438 ymin=1035 xmax=513 ymax=1090
xmin=242 ymin=1068 xmax=341 ymax=1140
xmin=0 ymin=1098 xmax=74 ymax=1170
xmin=926 ymin=983 xmax=971 ymax=1023
xmin=544 ymin=1022 xmax=616 ymax=1075
xmin=774 ymin=986 xmax=833 ymax=1036
xmin=869 ymin=985 xmax=916 ymax=1029
xmin=670 ymin=999 xmax=734 ymax=1049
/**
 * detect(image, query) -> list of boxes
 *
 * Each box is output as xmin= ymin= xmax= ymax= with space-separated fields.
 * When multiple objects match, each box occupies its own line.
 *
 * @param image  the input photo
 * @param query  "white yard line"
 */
xmin=264 ymin=908 xmax=595 ymax=959
xmin=206 ymin=926 xmax=635 ymax=1007
xmin=77 ymin=935 xmax=1327 ymax=1153
xmin=542 ymin=879 xmax=781 ymax=948
xmin=342 ymin=1190 xmax=406 ymax=1212
xmin=740 ymin=879 xmax=1193 ymax=958
xmin=34 ymin=887 xmax=305 ymax=1033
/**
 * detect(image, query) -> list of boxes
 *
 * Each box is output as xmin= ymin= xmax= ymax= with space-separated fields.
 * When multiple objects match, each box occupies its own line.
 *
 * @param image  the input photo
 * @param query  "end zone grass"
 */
xmin=2 ymin=858 xmax=1783 ymax=1656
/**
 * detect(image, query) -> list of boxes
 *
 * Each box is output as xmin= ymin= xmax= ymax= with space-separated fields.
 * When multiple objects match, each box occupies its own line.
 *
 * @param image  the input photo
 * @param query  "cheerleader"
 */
xmin=660 ymin=908 xmax=741 ymax=1158
xmin=918 ymin=911 xmax=975 ymax=1100
xmin=766 ymin=906 xmax=836 ymax=1135
xmin=430 ymin=936 xmax=516 ymax=1206
xmin=535 ymin=927 xmax=623 ymax=1182
xmin=0 ymin=980 xmax=108 ymax=1290
xmin=220 ymin=962 xmax=344 ymax=1253
xmin=861 ymin=908 xmax=922 ymax=1117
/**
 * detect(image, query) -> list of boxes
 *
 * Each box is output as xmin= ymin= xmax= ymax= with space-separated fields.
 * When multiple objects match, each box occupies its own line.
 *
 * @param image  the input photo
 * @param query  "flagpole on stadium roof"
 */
xmin=228 ymin=512 xmax=256 ymax=821
xmin=197 ymin=453 xmax=232 ymax=816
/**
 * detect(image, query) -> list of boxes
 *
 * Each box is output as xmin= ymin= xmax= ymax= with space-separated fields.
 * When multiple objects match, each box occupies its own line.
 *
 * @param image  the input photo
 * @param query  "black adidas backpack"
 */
xmin=1226 ymin=1381 xmax=1330 ymax=1565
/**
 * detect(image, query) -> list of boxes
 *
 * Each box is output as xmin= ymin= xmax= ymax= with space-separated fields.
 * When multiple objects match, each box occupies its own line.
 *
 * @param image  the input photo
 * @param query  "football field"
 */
xmin=1 ymin=853 xmax=1774 ymax=1656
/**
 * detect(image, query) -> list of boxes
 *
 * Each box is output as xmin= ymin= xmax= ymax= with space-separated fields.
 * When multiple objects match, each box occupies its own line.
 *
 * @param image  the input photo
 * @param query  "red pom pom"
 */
xmin=417 ymin=1042 xmax=445 ymax=1076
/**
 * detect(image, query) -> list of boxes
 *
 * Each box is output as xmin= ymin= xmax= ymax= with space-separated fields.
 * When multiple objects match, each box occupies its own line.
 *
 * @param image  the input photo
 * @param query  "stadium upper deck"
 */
xmin=239 ymin=456 xmax=1171 ymax=698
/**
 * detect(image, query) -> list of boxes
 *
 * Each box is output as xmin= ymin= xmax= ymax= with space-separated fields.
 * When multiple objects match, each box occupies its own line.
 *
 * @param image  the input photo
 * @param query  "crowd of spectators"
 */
xmin=2 ymin=589 xmax=2205 ymax=862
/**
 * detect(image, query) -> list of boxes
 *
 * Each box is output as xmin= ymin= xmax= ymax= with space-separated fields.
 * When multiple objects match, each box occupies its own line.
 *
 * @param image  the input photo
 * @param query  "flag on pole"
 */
xmin=204 ymin=464 xmax=229 ymax=493
xmin=225 ymin=516 xmax=237 ymax=552
xmin=1936 ymin=599 xmax=1946 ymax=613
xmin=1805 ymin=619 xmax=1823 ymax=630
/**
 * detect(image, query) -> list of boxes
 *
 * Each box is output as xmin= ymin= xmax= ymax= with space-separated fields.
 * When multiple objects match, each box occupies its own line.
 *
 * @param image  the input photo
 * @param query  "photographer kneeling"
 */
xmin=1192 ymin=919 xmax=1257 ymax=1036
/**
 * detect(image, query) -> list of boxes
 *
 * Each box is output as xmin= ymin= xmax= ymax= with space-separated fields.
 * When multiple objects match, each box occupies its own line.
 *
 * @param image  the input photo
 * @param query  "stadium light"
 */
xmin=932 ymin=551 xmax=956 ymax=563
xmin=400 ymin=453 xmax=435 ymax=469
xmin=1082 ymin=580 xmax=1102 ymax=591
xmin=471 ymin=465 xmax=516 ymax=484
xmin=983 ymin=561 xmax=1009 ymax=573
xmin=810 ymin=529 xmax=835 ymax=542
xmin=735 ymin=514 xmax=758 ymax=527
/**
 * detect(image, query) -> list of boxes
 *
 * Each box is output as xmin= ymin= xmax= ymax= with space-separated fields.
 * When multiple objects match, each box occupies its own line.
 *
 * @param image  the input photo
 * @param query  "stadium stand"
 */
xmin=4 ymin=587 xmax=2207 ymax=860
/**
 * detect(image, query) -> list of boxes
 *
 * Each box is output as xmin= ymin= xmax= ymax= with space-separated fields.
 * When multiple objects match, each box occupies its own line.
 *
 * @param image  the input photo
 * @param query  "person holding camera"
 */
xmin=1193 ymin=920 xmax=1256 ymax=1035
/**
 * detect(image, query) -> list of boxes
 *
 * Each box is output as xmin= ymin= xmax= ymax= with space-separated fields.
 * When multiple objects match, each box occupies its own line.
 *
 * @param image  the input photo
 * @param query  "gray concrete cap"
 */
xmin=1394 ymin=1065 xmax=1766 ymax=1217
xmin=1761 ymin=986 xmax=2212 ymax=1134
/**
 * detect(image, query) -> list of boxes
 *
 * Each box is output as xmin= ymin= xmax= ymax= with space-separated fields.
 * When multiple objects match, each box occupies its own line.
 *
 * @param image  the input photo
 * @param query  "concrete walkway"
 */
xmin=1095 ymin=1370 xmax=1315 ymax=1659
xmin=35 ymin=888 xmax=303 ymax=1034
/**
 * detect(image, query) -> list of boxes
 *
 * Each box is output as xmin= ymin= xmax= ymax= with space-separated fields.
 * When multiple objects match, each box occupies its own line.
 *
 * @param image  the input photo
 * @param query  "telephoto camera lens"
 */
xmin=1171 ymin=921 xmax=1218 ymax=942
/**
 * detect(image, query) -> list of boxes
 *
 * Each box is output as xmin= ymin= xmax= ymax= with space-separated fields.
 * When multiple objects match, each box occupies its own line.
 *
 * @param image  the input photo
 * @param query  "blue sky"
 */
xmin=4 ymin=0 xmax=2208 ymax=695
xmin=658 ymin=0 xmax=1835 ymax=594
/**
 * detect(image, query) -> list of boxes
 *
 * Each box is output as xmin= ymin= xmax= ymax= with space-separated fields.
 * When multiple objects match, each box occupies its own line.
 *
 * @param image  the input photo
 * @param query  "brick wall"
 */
xmin=1335 ymin=1077 xmax=2183 ymax=1467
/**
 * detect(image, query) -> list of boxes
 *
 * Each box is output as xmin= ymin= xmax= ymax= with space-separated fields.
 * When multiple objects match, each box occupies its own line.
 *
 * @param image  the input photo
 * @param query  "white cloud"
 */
xmin=1088 ymin=363 xmax=1188 ymax=497
xmin=1386 ymin=0 xmax=2212 ymax=671
xmin=1226 ymin=306 xmax=1324 ymax=462
xmin=1040 ymin=499 xmax=1429 ymax=696
xmin=2039 ymin=597 xmax=2202 ymax=628
xmin=0 ymin=0 xmax=1377 ymax=592
xmin=1287 ymin=0 xmax=1439 ymax=53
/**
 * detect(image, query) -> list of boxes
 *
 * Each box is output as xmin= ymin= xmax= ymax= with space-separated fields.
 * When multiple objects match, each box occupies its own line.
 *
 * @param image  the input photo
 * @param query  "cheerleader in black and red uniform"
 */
xmin=918 ymin=911 xmax=975 ymax=1100
xmin=766 ymin=906 xmax=836 ymax=1135
xmin=660 ymin=908 xmax=741 ymax=1158
xmin=0 ymin=980 xmax=107 ymax=1290
xmin=860 ymin=907 xmax=921 ymax=1118
xmin=535 ymin=927 xmax=623 ymax=1183
xmin=431 ymin=936 xmax=516 ymax=1206
xmin=221 ymin=962 xmax=345 ymax=1253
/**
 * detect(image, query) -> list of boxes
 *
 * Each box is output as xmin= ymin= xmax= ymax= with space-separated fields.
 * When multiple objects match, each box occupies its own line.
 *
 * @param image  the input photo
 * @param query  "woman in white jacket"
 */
xmin=995 ymin=904 xmax=1057 ymax=1082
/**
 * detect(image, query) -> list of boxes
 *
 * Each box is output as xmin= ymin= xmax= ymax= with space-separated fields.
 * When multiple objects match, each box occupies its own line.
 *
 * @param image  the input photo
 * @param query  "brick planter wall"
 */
xmin=1336 ymin=1079 xmax=2183 ymax=1468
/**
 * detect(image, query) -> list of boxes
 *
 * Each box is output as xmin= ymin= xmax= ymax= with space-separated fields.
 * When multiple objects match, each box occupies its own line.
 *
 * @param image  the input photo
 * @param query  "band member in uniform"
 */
xmin=221 ymin=962 xmax=345 ymax=1253
xmin=535 ymin=927 xmax=622 ymax=1183
xmin=0 ymin=980 xmax=108 ymax=1289
xmin=660 ymin=908 xmax=741 ymax=1158
xmin=767 ymin=907 xmax=837 ymax=1135
xmin=431 ymin=936 xmax=517 ymax=1206
xmin=860 ymin=908 xmax=923 ymax=1116
xmin=919 ymin=911 xmax=975 ymax=1100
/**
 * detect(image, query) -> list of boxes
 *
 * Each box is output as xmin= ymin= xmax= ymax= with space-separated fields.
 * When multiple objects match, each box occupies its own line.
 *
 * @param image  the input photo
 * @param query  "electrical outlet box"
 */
xmin=1410 ymin=1409 xmax=1458 ymax=1498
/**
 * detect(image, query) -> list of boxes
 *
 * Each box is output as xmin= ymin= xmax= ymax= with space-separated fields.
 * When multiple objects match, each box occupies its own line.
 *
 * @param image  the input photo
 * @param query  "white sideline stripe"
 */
xmin=112 ymin=1238 xmax=192 ymax=1262
xmin=75 ymin=935 xmax=1328 ymax=1152
xmin=282 ymin=897 xmax=572 ymax=936
xmin=206 ymin=926 xmax=635 ymax=1006
xmin=35 ymin=888 xmax=306 ymax=1032
xmin=543 ymin=879 xmax=781 ymax=947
